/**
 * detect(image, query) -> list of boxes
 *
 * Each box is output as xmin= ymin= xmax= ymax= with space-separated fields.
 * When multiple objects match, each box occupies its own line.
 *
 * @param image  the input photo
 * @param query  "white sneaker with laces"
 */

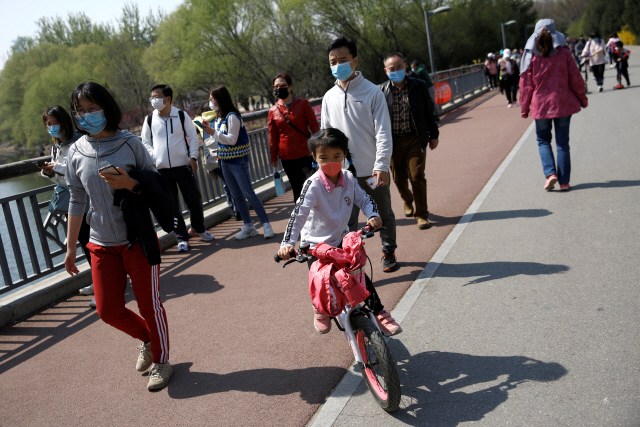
xmin=136 ymin=341 xmax=153 ymax=372
xmin=177 ymin=241 xmax=189 ymax=252
xmin=79 ymin=284 xmax=94 ymax=295
xmin=89 ymin=298 xmax=96 ymax=309
xmin=147 ymin=362 xmax=173 ymax=390
xmin=263 ymin=223 xmax=275 ymax=239
xmin=189 ymin=228 xmax=214 ymax=241
xmin=235 ymin=226 xmax=259 ymax=240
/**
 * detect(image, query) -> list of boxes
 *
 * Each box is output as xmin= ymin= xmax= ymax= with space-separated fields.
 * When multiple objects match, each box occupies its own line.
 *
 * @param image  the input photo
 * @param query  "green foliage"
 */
xmin=623 ymin=0 xmax=640 ymax=36
xmin=0 ymin=5 xmax=159 ymax=148
xmin=582 ymin=0 xmax=626 ymax=37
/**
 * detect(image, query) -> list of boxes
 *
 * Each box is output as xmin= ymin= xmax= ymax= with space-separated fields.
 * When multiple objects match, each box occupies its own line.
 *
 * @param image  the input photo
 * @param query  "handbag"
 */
xmin=48 ymin=184 xmax=70 ymax=214
xmin=273 ymin=169 xmax=286 ymax=197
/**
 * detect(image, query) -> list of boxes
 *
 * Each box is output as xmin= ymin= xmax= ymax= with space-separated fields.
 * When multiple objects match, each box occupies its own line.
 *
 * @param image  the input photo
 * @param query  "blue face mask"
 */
xmin=76 ymin=110 xmax=107 ymax=135
xmin=47 ymin=125 xmax=62 ymax=139
xmin=388 ymin=69 xmax=406 ymax=83
xmin=331 ymin=60 xmax=355 ymax=81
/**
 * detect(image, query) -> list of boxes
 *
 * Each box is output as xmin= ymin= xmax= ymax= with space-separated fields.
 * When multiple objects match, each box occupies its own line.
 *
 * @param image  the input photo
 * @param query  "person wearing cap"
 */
xmin=485 ymin=53 xmax=498 ymax=90
xmin=519 ymin=19 xmax=588 ymax=192
xmin=499 ymin=49 xmax=520 ymax=108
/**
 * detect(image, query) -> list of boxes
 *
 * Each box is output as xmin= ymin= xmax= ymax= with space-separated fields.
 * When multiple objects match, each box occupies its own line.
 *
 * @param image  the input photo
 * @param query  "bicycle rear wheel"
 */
xmin=353 ymin=315 xmax=401 ymax=411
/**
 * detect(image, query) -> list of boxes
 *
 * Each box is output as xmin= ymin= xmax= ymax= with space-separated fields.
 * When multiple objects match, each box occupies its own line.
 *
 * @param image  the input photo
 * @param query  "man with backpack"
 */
xmin=141 ymin=84 xmax=214 ymax=252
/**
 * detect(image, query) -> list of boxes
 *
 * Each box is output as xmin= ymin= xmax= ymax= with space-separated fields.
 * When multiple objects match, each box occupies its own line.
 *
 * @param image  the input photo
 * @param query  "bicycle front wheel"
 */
xmin=353 ymin=315 xmax=401 ymax=411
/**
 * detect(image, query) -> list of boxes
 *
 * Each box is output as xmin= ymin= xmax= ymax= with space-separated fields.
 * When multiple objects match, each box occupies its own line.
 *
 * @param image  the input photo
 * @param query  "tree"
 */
xmin=624 ymin=0 xmax=640 ymax=35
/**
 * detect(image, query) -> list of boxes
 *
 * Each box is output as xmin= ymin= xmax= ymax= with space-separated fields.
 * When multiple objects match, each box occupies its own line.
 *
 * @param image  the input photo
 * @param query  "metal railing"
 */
xmin=0 ymin=66 xmax=491 ymax=294
xmin=432 ymin=64 xmax=489 ymax=106
xmin=0 ymin=101 xmax=322 ymax=294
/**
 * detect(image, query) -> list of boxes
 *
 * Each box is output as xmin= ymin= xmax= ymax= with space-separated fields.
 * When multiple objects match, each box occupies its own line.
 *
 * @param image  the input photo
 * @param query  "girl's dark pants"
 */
xmin=307 ymin=255 xmax=384 ymax=314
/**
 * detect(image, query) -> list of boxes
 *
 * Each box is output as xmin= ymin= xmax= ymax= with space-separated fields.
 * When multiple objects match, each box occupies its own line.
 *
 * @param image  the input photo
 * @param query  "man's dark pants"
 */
xmin=348 ymin=176 xmax=397 ymax=254
xmin=159 ymin=166 xmax=206 ymax=241
xmin=390 ymin=133 xmax=428 ymax=220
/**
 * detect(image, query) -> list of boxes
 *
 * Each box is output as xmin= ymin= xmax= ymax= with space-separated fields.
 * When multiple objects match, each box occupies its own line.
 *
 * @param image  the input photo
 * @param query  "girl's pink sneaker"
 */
xmin=559 ymin=184 xmax=570 ymax=191
xmin=313 ymin=307 xmax=331 ymax=334
xmin=544 ymin=175 xmax=558 ymax=191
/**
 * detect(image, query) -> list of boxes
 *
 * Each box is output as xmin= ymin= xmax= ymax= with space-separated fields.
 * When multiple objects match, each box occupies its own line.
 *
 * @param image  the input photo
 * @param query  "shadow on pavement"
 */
xmin=568 ymin=180 xmax=640 ymax=191
xmin=423 ymin=209 xmax=553 ymax=229
xmin=433 ymin=261 xmax=569 ymax=286
xmin=387 ymin=344 xmax=568 ymax=426
xmin=167 ymin=362 xmax=346 ymax=404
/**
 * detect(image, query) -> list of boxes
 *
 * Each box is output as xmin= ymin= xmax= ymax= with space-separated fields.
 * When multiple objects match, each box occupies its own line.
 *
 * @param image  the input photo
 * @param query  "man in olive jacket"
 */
xmin=379 ymin=52 xmax=440 ymax=229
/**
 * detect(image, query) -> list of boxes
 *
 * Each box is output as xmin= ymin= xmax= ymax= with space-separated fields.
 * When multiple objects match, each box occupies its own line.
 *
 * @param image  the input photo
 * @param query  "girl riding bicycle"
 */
xmin=278 ymin=128 xmax=402 ymax=336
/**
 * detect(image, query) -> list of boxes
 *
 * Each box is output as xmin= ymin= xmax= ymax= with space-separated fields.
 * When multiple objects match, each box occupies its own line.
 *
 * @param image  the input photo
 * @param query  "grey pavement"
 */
xmin=327 ymin=54 xmax=640 ymax=425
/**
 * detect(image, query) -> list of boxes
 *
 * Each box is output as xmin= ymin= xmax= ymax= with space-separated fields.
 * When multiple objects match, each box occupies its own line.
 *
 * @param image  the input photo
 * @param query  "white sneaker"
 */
xmin=89 ymin=298 xmax=96 ymax=309
xmin=177 ymin=241 xmax=189 ymax=252
xmin=235 ymin=226 xmax=259 ymax=240
xmin=507 ymin=103 xmax=513 ymax=108
xmin=513 ymin=102 xmax=519 ymax=107
xmin=189 ymin=228 xmax=214 ymax=241
xmin=79 ymin=284 xmax=94 ymax=295
xmin=136 ymin=341 xmax=152 ymax=372
xmin=263 ymin=223 xmax=275 ymax=239
xmin=610 ymin=64 xmax=616 ymax=69
xmin=147 ymin=362 xmax=173 ymax=390
xmin=598 ymin=86 xmax=603 ymax=92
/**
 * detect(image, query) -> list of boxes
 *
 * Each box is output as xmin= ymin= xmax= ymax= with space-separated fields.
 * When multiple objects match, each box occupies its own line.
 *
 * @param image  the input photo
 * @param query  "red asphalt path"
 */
xmin=0 ymin=90 xmax=531 ymax=426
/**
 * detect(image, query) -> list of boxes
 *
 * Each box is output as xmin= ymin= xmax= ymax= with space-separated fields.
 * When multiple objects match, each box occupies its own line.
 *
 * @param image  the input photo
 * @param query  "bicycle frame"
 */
xmin=335 ymin=304 xmax=383 ymax=364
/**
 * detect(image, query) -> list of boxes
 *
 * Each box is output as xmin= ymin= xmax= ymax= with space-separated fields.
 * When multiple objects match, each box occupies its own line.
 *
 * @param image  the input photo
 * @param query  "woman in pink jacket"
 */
xmin=520 ymin=19 xmax=588 ymax=191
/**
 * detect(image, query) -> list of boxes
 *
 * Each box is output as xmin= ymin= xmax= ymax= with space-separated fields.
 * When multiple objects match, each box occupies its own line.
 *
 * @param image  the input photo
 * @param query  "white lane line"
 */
xmin=309 ymin=121 xmax=535 ymax=427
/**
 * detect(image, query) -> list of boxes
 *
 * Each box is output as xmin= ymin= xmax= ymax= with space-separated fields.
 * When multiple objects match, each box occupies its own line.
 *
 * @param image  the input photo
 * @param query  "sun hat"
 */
xmin=520 ymin=19 xmax=566 ymax=73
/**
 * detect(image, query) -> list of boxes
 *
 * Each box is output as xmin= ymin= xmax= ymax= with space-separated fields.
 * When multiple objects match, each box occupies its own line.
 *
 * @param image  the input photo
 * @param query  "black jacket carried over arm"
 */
xmin=113 ymin=170 xmax=177 ymax=266
xmin=378 ymin=77 xmax=440 ymax=151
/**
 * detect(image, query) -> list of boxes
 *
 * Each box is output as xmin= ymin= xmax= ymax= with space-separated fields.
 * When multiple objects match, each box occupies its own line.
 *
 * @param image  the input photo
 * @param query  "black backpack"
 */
xmin=146 ymin=110 xmax=189 ymax=151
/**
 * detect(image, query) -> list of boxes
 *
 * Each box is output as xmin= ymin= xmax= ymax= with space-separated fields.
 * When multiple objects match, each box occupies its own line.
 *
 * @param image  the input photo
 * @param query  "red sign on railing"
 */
xmin=434 ymin=82 xmax=452 ymax=105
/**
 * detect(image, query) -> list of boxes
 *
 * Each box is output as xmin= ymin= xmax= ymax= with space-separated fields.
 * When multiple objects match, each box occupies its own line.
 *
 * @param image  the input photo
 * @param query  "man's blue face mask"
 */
xmin=388 ymin=69 xmax=406 ymax=83
xmin=331 ymin=60 xmax=355 ymax=81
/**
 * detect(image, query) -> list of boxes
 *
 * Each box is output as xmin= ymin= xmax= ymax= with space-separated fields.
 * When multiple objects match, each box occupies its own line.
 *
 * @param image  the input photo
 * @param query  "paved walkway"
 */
xmin=1 ymin=54 xmax=637 ymax=426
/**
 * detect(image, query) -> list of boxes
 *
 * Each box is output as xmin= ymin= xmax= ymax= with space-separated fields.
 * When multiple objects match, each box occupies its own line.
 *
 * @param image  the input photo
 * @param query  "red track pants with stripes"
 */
xmin=86 ymin=241 xmax=169 ymax=364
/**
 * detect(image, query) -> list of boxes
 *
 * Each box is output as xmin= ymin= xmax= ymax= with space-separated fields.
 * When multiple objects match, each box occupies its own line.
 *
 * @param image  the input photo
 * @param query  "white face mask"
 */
xmin=151 ymin=97 xmax=166 ymax=110
xmin=209 ymin=100 xmax=217 ymax=110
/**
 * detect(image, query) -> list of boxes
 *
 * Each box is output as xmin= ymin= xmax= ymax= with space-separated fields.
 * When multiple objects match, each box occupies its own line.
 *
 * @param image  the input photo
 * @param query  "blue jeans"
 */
xmin=535 ymin=116 xmax=572 ymax=185
xmin=221 ymin=157 xmax=270 ymax=226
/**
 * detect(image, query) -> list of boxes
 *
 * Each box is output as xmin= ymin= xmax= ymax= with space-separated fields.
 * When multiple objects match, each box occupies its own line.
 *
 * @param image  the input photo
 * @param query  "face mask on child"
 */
xmin=320 ymin=161 xmax=342 ymax=176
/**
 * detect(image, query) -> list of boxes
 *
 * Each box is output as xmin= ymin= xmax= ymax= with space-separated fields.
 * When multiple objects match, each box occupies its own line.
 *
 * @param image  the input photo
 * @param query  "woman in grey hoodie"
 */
xmin=64 ymin=82 xmax=172 ymax=391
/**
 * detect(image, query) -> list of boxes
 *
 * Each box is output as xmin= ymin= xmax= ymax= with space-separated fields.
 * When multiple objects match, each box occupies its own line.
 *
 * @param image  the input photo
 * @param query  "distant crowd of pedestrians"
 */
xmin=37 ymin=17 xmax=606 ymax=393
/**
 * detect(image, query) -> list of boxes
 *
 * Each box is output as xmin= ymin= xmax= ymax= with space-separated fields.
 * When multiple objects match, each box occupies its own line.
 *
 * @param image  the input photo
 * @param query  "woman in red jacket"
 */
xmin=520 ymin=19 xmax=588 ymax=192
xmin=268 ymin=73 xmax=320 ymax=203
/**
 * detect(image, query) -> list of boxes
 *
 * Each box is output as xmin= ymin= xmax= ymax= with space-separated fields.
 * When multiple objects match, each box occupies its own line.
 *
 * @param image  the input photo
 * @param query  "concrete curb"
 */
xmin=0 ymin=176 xmax=290 ymax=328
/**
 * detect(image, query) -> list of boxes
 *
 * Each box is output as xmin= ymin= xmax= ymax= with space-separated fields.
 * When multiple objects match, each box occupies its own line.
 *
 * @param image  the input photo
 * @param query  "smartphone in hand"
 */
xmin=98 ymin=165 xmax=121 ymax=175
xmin=366 ymin=176 xmax=378 ymax=190
xmin=194 ymin=120 xmax=204 ymax=128
xmin=36 ymin=160 xmax=48 ymax=167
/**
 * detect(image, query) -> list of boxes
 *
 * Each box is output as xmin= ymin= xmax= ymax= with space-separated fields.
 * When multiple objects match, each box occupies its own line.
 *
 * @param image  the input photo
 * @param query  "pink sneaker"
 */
xmin=544 ymin=175 xmax=558 ymax=191
xmin=559 ymin=184 xmax=570 ymax=191
xmin=313 ymin=307 xmax=331 ymax=334
xmin=375 ymin=310 xmax=403 ymax=337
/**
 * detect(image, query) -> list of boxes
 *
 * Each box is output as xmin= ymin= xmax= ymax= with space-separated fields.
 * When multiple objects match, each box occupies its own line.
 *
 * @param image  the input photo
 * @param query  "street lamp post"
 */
xmin=501 ymin=20 xmax=517 ymax=50
xmin=424 ymin=6 xmax=452 ymax=80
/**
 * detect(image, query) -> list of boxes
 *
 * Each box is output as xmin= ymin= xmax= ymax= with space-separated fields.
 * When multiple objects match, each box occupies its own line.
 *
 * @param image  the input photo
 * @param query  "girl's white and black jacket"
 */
xmin=140 ymin=106 xmax=200 ymax=169
xmin=41 ymin=132 xmax=82 ymax=186
xmin=281 ymin=169 xmax=380 ymax=249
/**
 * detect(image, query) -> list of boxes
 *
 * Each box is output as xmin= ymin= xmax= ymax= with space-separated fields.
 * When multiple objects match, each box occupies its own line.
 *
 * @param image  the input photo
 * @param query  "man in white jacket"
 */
xmin=141 ymin=84 xmax=214 ymax=251
xmin=321 ymin=37 xmax=398 ymax=272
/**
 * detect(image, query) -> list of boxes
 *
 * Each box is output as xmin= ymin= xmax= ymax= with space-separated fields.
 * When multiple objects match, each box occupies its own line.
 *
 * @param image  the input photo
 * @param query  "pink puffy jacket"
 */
xmin=519 ymin=47 xmax=588 ymax=119
xmin=309 ymin=232 xmax=371 ymax=317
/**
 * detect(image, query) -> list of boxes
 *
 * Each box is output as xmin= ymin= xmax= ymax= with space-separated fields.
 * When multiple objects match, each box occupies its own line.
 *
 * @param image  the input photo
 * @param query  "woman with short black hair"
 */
xmin=64 ymin=81 xmax=173 ymax=391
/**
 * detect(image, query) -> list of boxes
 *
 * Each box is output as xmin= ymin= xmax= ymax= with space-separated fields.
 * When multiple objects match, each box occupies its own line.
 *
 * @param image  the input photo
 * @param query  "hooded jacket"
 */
xmin=66 ymin=130 xmax=157 ymax=246
xmin=321 ymin=72 xmax=393 ymax=177
xmin=378 ymin=77 xmax=440 ymax=150
xmin=140 ymin=106 xmax=200 ymax=169
xmin=268 ymin=97 xmax=320 ymax=163
xmin=519 ymin=47 xmax=588 ymax=119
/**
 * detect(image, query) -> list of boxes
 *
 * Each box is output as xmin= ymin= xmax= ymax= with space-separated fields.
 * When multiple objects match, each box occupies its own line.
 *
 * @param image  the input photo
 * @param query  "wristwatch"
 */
xmin=131 ymin=180 xmax=141 ymax=193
